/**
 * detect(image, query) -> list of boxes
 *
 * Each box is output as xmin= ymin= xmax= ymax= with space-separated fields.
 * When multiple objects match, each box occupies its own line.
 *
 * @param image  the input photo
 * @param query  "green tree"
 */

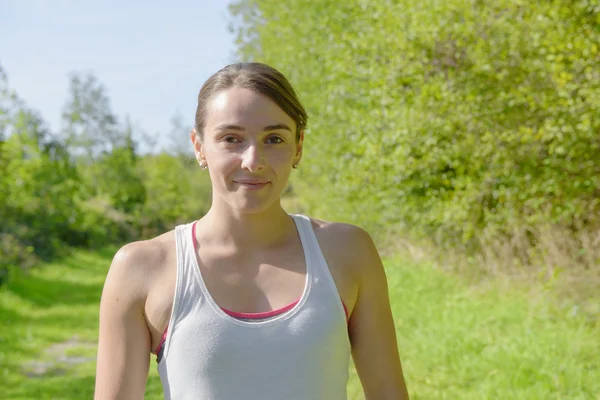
xmin=167 ymin=111 xmax=194 ymax=157
xmin=0 ymin=66 xmax=83 ymax=277
xmin=0 ymin=64 xmax=213 ymax=280
xmin=136 ymin=152 xmax=212 ymax=235
xmin=230 ymin=0 xmax=600 ymax=253
xmin=60 ymin=72 xmax=147 ymax=214
xmin=61 ymin=72 xmax=123 ymax=159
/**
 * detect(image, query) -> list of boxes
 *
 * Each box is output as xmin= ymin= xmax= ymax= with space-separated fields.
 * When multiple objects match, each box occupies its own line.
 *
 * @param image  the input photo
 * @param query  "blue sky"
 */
xmin=0 ymin=0 xmax=236 ymax=151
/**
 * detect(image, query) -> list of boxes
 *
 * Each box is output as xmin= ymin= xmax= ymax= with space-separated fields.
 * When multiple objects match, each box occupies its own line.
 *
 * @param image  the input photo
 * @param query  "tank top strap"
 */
xmin=174 ymin=222 xmax=197 ymax=282
xmin=291 ymin=214 xmax=326 ymax=264
xmin=161 ymin=222 xmax=200 ymax=361
xmin=290 ymin=214 xmax=346 ymax=319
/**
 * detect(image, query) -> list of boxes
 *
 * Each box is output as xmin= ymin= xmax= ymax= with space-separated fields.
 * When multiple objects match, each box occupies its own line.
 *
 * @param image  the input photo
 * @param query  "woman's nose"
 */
xmin=240 ymin=144 xmax=265 ymax=171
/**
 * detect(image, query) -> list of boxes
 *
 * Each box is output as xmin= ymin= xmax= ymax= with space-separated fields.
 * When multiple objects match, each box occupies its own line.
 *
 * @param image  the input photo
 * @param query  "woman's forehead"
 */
xmin=205 ymin=88 xmax=295 ymax=131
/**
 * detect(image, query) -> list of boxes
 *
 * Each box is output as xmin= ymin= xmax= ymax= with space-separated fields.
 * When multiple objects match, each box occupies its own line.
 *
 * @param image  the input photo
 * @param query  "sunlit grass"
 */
xmin=1 ymin=248 xmax=598 ymax=399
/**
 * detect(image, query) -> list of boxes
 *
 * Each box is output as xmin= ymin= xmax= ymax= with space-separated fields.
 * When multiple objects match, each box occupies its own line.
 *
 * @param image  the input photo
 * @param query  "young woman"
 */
xmin=94 ymin=62 xmax=409 ymax=399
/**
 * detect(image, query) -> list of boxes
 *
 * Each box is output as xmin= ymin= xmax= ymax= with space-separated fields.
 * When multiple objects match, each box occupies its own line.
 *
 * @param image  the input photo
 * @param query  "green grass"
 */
xmin=0 ymin=248 xmax=598 ymax=399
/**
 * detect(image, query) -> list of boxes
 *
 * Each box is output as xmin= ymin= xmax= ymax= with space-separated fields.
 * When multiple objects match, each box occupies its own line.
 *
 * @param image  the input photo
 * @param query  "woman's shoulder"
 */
xmin=301 ymin=216 xmax=384 ymax=308
xmin=106 ymin=229 xmax=178 ymax=292
xmin=302 ymin=215 xmax=379 ymax=267
xmin=303 ymin=216 xmax=373 ymax=245
xmin=116 ymin=229 xmax=175 ymax=264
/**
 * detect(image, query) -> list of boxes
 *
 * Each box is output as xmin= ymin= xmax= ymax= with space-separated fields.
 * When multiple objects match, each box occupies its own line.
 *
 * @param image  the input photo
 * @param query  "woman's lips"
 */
xmin=234 ymin=180 xmax=270 ymax=190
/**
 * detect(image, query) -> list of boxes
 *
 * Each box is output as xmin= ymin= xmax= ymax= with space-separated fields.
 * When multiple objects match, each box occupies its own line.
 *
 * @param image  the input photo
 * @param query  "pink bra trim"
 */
xmin=156 ymin=298 xmax=348 ymax=355
xmin=221 ymin=299 xmax=300 ymax=318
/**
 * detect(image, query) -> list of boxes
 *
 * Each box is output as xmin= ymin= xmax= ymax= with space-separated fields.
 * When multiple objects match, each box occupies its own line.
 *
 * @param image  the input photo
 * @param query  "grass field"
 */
xmin=0 ymin=247 xmax=598 ymax=399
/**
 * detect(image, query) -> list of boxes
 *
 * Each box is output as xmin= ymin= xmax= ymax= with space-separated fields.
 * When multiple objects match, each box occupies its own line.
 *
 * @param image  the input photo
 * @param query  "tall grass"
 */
xmin=384 ymin=221 xmax=600 ymax=321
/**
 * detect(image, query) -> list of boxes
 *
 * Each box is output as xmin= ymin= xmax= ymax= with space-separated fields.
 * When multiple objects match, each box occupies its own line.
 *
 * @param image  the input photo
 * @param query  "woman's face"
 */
xmin=193 ymin=87 xmax=303 ymax=213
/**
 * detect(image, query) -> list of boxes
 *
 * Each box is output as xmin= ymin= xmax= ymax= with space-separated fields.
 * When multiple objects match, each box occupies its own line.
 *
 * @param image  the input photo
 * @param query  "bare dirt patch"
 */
xmin=21 ymin=336 xmax=96 ymax=378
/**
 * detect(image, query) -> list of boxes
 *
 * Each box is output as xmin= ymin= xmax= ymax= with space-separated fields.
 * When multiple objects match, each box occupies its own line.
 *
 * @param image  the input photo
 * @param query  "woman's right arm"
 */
xmin=94 ymin=244 xmax=152 ymax=400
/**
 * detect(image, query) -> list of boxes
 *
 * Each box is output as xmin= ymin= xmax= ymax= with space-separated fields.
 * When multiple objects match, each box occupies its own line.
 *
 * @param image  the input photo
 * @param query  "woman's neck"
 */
xmin=197 ymin=201 xmax=295 ymax=248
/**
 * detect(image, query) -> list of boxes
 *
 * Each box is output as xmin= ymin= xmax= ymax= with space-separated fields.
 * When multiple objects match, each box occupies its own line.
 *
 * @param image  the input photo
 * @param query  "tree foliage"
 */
xmin=0 ymin=66 xmax=211 ymax=280
xmin=1 ymin=90 xmax=82 ymax=276
xmin=230 ymin=0 xmax=600 ymax=249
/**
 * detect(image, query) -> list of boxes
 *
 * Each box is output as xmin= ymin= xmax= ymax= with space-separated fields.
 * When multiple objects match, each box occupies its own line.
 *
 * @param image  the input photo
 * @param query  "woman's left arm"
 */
xmin=347 ymin=226 xmax=410 ymax=400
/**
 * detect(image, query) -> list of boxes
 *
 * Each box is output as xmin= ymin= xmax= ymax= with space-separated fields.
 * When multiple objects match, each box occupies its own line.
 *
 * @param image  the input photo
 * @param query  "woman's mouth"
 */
xmin=233 ymin=180 xmax=270 ymax=190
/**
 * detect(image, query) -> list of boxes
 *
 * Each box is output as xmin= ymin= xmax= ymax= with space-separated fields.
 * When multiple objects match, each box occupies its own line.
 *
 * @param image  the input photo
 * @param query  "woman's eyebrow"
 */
xmin=214 ymin=123 xmax=292 ymax=132
xmin=215 ymin=124 xmax=244 ymax=132
xmin=262 ymin=124 xmax=292 ymax=132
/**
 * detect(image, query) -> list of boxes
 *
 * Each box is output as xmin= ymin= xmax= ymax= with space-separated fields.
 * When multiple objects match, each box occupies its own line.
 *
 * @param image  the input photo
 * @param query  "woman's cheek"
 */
xmin=268 ymin=148 xmax=295 ymax=166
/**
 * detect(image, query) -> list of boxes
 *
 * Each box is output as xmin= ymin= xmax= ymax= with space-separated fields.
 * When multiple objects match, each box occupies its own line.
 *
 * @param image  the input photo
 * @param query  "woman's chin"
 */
xmin=225 ymin=196 xmax=280 ymax=215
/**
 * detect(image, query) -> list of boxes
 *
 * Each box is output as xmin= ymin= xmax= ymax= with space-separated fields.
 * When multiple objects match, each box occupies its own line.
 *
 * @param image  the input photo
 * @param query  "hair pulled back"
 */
xmin=195 ymin=62 xmax=307 ymax=141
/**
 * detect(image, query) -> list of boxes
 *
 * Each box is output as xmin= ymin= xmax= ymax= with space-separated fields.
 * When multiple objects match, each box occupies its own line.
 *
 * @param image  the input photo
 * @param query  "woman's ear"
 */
xmin=191 ymin=128 xmax=206 ymax=164
xmin=294 ymin=130 xmax=304 ymax=166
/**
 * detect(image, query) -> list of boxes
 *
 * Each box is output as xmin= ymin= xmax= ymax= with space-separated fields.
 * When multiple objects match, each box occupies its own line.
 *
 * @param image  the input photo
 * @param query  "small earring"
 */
xmin=199 ymin=161 xmax=208 ymax=170
xmin=293 ymin=162 xmax=299 ymax=169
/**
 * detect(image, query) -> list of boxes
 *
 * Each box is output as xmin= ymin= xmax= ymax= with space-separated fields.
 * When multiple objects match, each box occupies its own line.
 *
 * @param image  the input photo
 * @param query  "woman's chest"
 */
xmin=144 ymin=234 xmax=359 ymax=354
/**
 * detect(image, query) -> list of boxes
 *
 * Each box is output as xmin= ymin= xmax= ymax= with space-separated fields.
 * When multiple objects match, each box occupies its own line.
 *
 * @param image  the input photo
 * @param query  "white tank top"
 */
xmin=157 ymin=214 xmax=351 ymax=400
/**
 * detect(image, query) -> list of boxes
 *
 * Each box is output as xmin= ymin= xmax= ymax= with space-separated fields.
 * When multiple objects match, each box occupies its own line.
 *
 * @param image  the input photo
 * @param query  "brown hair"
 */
xmin=194 ymin=62 xmax=307 ymax=141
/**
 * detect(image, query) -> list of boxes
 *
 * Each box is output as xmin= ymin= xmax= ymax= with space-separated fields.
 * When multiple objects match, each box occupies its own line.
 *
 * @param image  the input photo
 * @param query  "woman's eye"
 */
xmin=267 ymin=136 xmax=284 ymax=144
xmin=224 ymin=136 xmax=239 ymax=143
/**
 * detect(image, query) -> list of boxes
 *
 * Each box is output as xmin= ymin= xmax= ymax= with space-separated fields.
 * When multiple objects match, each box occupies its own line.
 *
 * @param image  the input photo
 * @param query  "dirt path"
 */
xmin=22 ymin=336 xmax=96 ymax=378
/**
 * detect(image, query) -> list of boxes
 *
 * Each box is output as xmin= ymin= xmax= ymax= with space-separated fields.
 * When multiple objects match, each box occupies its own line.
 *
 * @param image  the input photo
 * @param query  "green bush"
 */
xmin=230 ymin=0 xmax=600 ymax=249
xmin=0 ymin=110 xmax=84 ymax=273
xmin=0 ymin=67 xmax=212 ymax=280
xmin=135 ymin=153 xmax=212 ymax=236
